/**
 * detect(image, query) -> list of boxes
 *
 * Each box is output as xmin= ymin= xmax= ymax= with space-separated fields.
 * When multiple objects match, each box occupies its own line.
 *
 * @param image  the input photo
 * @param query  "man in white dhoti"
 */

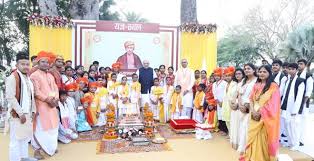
xmin=281 ymin=63 xmax=305 ymax=151
xmin=5 ymin=52 xmax=37 ymax=161
xmin=297 ymin=59 xmax=313 ymax=147
xmin=272 ymin=59 xmax=288 ymax=144
xmin=174 ymin=59 xmax=195 ymax=118
xmin=30 ymin=51 xmax=59 ymax=159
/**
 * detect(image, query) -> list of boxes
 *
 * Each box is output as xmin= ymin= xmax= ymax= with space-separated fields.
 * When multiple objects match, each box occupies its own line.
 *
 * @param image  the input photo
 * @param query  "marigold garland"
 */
xmin=179 ymin=23 xmax=217 ymax=34
xmin=27 ymin=13 xmax=73 ymax=28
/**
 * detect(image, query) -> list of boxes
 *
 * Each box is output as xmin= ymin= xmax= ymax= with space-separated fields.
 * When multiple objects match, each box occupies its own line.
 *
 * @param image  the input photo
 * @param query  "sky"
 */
xmin=111 ymin=0 xmax=276 ymax=38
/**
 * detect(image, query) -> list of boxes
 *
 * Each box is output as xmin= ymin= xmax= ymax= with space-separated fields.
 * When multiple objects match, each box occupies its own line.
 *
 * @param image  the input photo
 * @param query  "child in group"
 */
xmin=150 ymin=78 xmax=165 ymax=122
xmin=95 ymin=77 xmax=109 ymax=126
xmin=130 ymin=73 xmax=141 ymax=115
xmin=193 ymin=83 xmax=206 ymax=123
xmin=64 ymin=82 xmax=79 ymax=131
xmin=204 ymin=74 xmax=218 ymax=130
xmin=117 ymin=76 xmax=130 ymax=117
xmin=163 ymin=77 xmax=174 ymax=122
xmin=170 ymin=85 xmax=183 ymax=119
xmin=76 ymin=96 xmax=92 ymax=132
xmin=57 ymin=90 xmax=78 ymax=144
xmin=75 ymin=77 xmax=88 ymax=107
xmin=107 ymin=73 xmax=119 ymax=118
xmin=84 ymin=82 xmax=100 ymax=127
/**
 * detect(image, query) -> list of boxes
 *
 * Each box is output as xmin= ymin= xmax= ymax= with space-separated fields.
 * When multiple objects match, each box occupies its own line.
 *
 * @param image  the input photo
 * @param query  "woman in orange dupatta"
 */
xmin=240 ymin=65 xmax=280 ymax=161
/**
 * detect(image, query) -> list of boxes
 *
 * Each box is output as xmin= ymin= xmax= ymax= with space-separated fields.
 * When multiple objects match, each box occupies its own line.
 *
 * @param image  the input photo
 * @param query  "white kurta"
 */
xmin=61 ymin=75 xmax=75 ymax=85
xmin=281 ymin=76 xmax=305 ymax=148
xmin=237 ymin=77 xmax=257 ymax=153
xmin=212 ymin=80 xmax=228 ymax=121
xmin=174 ymin=68 xmax=195 ymax=118
xmin=192 ymin=94 xmax=205 ymax=123
xmin=273 ymin=71 xmax=288 ymax=97
xmin=273 ymin=71 xmax=288 ymax=142
xmin=96 ymin=94 xmax=109 ymax=126
xmin=107 ymin=80 xmax=118 ymax=117
xmin=298 ymin=70 xmax=314 ymax=144
xmin=117 ymin=85 xmax=130 ymax=117
xmin=230 ymin=82 xmax=242 ymax=149
xmin=130 ymin=83 xmax=141 ymax=115
xmin=149 ymin=86 xmax=162 ymax=120
xmin=163 ymin=85 xmax=174 ymax=122
xmin=66 ymin=97 xmax=77 ymax=130
xmin=5 ymin=71 xmax=36 ymax=161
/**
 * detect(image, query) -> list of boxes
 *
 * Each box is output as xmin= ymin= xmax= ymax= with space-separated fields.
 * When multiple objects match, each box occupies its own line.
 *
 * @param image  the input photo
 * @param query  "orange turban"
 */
xmin=47 ymin=52 xmax=57 ymax=65
xmin=223 ymin=66 xmax=235 ymax=76
xmin=112 ymin=62 xmax=121 ymax=69
xmin=36 ymin=51 xmax=50 ymax=62
xmin=88 ymin=82 xmax=99 ymax=88
xmin=124 ymin=41 xmax=135 ymax=48
xmin=76 ymin=77 xmax=89 ymax=85
xmin=213 ymin=67 xmax=224 ymax=77
xmin=65 ymin=83 xmax=79 ymax=91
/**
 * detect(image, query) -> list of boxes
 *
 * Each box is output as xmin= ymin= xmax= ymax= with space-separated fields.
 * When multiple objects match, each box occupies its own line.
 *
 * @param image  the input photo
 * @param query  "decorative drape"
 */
xmin=29 ymin=25 xmax=72 ymax=61
xmin=180 ymin=32 xmax=217 ymax=74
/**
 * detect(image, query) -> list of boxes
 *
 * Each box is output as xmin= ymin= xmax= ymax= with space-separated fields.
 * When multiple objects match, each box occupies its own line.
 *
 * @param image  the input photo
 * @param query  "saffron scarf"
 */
xmin=170 ymin=92 xmax=182 ymax=113
xmin=241 ymin=82 xmax=280 ymax=161
xmin=194 ymin=91 xmax=205 ymax=111
xmin=152 ymin=86 xmax=165 ymax=123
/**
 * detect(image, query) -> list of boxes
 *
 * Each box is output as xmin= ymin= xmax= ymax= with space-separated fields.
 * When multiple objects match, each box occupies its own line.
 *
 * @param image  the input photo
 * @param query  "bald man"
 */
xmin=174 ymin=59 xmax=195 ymax=118
xmin=136 ymin=60 xmax=157 ymax=108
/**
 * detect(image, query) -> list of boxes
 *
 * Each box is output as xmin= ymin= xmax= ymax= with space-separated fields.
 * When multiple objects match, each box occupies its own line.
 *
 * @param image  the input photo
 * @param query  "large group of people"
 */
xmin=5 ymin=50 xmax=313 ymax=161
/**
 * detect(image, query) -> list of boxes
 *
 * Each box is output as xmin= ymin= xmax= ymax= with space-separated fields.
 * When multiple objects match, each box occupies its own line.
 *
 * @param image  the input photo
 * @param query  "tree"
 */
xmin=0 ymin=0 xmax=37 ymax=65
xmin=243 ymin=0 xmax=314 ymax=59
xmin=122 ymin=11 xmax=148 ymax=23
xmin=99 ymin=0 xmax=119 ymax=21
xmin=69 ymin=0 xmax=100 ymax=20
xmin=0 ymin=0 xmax=120 ymax=64
xmin=180 ymin=0 xmax=197 ymax=24
xmin=281 ymin=25 xmax=314 ymax=69
xmin=218 ymin=27 xmax=265 ymax=67
xmin=38 ymin=0 xmax=58 ymax=16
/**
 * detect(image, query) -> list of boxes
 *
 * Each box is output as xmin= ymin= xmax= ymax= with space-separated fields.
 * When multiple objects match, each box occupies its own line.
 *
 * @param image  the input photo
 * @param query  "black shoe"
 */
xmin=299 ymin=142 xmax=304 ymax=146
xmin=281 ymin=134 xmax=287 ymax=137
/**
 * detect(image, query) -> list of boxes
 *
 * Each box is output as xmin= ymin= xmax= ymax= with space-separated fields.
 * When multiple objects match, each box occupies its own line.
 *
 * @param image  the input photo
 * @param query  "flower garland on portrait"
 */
xmin=179 ymin=23 xmax=217 ymax=34
xmin=27 ymin=13 xmax=73 ymax=28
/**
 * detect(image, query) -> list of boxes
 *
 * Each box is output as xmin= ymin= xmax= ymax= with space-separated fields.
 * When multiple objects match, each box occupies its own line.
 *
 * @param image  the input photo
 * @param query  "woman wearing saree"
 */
xmin=240 ymin=65 xmax=280 ymax=161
